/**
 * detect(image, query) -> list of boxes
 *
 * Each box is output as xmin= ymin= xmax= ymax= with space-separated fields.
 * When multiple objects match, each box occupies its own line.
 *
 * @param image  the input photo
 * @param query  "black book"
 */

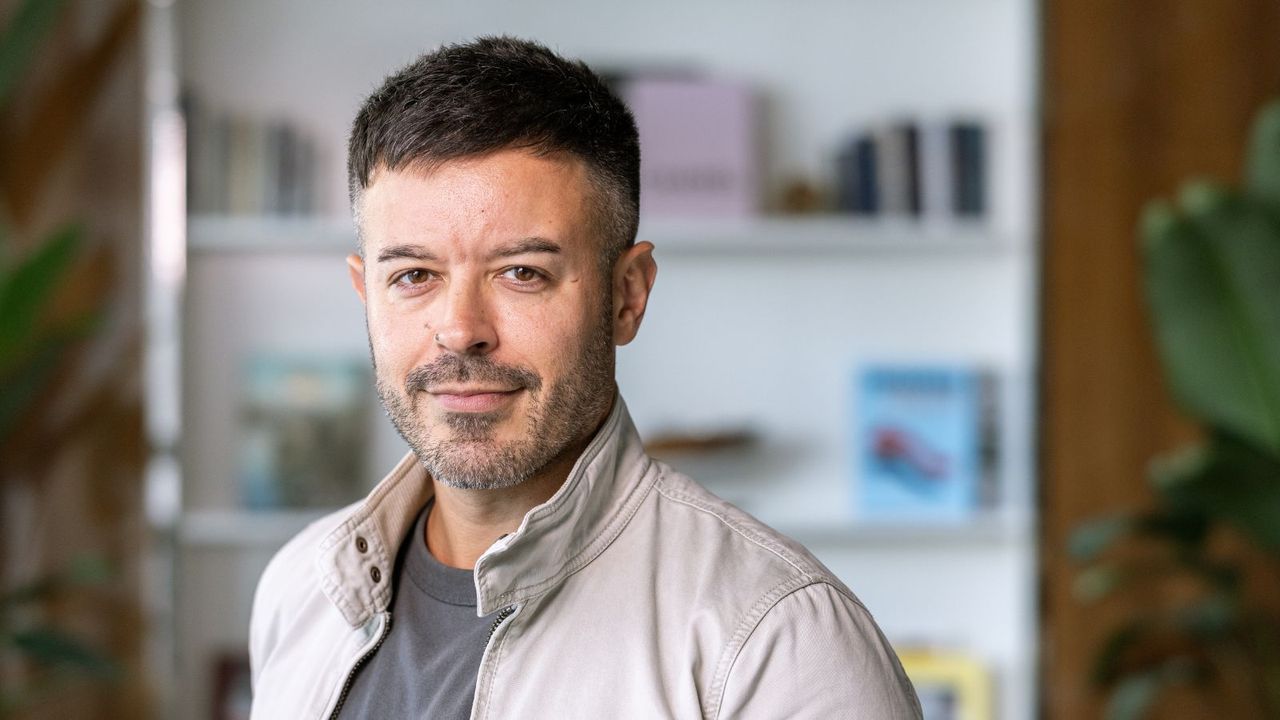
xmin=950 ymin=122 xmax=987 ymax=217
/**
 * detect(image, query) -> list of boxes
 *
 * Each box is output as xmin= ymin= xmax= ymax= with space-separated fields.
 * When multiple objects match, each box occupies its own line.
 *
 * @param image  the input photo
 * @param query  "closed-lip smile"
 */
xmin=429 ymin=387 xmax=521 ymax=413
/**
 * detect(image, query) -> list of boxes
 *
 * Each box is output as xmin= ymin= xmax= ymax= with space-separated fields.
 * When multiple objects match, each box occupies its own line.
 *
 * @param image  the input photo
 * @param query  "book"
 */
xmin=621 ymin=75 xmax=760 ymax=218
xmin=897 ymin=648 xmax=993 ymax=720
xmin=834 ymin=116 xmax=989 ymax=222
xmin=919 ymin=120 xmax=954 ymax=222
xmin=835 ymin=133 xmax=879 ymax=215
xmin=875 ymin=123 xmax=913 ymax=216
xmin=855 ymin=365 xmax=998 ymax=522
xmin=238 ymin=356 xmax=371 ymax=509
xmin=950 ymin=121 xmax=987 ymax=217
xmin=182 ymin=96 xmax=319 ymax=216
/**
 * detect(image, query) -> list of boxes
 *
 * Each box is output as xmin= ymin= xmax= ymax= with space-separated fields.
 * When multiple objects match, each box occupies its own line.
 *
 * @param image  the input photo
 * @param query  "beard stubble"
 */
xmin=372 ymin=298 xmax=616 ymax=490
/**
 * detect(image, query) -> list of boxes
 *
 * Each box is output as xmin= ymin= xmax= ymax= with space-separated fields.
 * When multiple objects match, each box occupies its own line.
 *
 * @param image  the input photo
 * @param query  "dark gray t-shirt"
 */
xmin=337 ymin=501 xmax=497 ymax=719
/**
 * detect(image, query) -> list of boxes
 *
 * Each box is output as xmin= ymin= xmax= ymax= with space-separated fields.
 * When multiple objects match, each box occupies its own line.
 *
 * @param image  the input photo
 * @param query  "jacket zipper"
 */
xmin=326 ymin=613 xmax=393 ymax=720
xmin=485 ymin=605 xmax=516 ymax=645
xmin=470 ymin=605 xmax=518 ymax=717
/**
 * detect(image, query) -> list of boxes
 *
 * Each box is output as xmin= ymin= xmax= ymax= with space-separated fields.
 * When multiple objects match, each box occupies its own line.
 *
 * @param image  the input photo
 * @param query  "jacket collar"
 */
xmin=315 ymin=394 xmax=655 ymax=625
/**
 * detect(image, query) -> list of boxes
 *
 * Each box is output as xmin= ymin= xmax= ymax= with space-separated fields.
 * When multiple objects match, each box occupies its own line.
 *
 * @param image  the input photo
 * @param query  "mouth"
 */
xmin=427 ymin=387 xmax=522 ymax=413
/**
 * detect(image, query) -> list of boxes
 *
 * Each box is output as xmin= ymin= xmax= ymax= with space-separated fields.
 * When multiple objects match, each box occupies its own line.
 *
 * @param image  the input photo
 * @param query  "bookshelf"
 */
xmin=151 ymin=1 xmax=1043 ymax=718
xmin=187 ymin=214 xmax=1015 ymax=255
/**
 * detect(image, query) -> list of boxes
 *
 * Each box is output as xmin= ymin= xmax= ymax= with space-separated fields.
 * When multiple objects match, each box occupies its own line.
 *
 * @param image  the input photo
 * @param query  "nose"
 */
xmin=432 ymin=280 xmax=497 ymax=355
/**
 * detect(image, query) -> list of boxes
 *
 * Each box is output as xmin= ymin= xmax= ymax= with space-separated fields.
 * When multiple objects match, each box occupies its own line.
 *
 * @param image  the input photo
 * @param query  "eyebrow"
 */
xmin=374 ymin=237 xmax=562 ymax=264
xmin=376 ymin=244 xmax=440 ymax=263
xmin=488 ymin=237 xmax=562 ymax=260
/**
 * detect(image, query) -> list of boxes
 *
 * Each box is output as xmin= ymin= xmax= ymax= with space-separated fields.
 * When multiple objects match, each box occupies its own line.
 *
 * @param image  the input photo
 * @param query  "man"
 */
xmin=249 ymin=36 xmax=921 ymax=719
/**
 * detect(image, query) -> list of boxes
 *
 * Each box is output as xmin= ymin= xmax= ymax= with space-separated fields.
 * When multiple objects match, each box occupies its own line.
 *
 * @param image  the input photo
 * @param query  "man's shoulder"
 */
xmin=644 ymin=462 xmax=854 ymax=601
xmin=258 ymin=503 xmax=358 ymax=592
xmin=643 ymin=465 xmax=920 ymax=718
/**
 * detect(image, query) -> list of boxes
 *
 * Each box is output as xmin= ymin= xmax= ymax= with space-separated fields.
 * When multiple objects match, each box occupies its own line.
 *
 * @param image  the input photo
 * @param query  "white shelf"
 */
xmin=187 ymin=214 xmax=1012 ymax=256
xmin=188 ymin=215 xmax=357 ymax=254
xmin=780 ymin=513 xmax=1032 ymax=547
xmin=179 ymin=508 xmax=336 ymax=548
xmin=641 ymin=217 xmax=1011 ymax=255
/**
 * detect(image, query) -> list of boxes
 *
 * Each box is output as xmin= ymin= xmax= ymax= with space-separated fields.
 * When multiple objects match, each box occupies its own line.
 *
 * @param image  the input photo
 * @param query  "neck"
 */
xmin=425 ymin=416 xmax=607 ymax=570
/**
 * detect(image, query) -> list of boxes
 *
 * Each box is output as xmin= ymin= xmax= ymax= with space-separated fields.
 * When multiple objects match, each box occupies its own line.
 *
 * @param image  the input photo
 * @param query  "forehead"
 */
xmin=358 ymin=149 xmax=595 ymax=256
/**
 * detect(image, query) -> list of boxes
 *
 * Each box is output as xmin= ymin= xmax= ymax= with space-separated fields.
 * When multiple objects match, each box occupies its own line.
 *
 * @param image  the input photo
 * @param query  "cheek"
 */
xmin=500 ymin=299 xmax=595 ymax=375
xmin=367 ymin=305 xmax=427 ymax=371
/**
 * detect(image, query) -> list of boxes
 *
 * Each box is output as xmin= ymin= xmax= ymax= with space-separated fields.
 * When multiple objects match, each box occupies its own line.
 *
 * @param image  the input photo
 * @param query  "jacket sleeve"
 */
xmin=715 ymin=582 xmax=922 ymax=719
xmin=248 ymin=542 xmax=285 ymax=692
xmin=247 ymin=514 xmax=322 ymax=692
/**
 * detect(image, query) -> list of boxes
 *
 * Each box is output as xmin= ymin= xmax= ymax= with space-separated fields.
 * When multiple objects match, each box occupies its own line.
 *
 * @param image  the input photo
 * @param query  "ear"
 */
xmin=346 ymin=253 xmax=368 ymax=305
xmin=611 ymin=241 xmax=657 ymax=346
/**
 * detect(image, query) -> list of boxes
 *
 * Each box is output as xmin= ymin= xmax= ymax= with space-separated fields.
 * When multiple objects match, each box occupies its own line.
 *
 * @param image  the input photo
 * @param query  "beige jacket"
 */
xmin=249 ymin=397 xmax=922 ymax=719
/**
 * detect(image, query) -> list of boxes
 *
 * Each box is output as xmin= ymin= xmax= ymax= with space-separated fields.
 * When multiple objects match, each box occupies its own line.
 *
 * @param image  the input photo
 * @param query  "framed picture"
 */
xmin=897 ymin=649 xmax=992 ymax=720
xmin=238 ymin=355 xmax=371 ymax=509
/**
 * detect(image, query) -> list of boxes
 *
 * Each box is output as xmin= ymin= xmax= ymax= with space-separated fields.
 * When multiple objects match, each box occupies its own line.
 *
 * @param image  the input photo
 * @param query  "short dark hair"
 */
xmin=347 ymin=36 xmax=640 ymax=268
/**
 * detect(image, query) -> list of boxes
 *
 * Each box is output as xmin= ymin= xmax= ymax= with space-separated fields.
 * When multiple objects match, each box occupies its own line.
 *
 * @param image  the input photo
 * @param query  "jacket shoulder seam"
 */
xmin=654 ymin=478 xmax=810 ymax=575
xmin=704 ymin=577 xmax=830 ymax=719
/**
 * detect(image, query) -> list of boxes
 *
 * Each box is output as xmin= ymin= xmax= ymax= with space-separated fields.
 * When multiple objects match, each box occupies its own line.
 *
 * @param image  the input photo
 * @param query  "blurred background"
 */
xmin=3 ymin=0 xmax=1279 ymax=718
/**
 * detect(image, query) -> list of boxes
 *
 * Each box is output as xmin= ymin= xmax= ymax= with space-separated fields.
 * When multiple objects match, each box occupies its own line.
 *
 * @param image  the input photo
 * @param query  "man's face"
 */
xmin=347 ymin=150 xmax=623 ymax=490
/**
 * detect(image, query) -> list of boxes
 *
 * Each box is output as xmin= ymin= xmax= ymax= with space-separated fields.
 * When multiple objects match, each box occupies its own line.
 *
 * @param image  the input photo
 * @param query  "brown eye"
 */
xmin=506 ymin=267 xmax=542 ymax=283
xmin=397 ymin=269 xmax=429 ymax=285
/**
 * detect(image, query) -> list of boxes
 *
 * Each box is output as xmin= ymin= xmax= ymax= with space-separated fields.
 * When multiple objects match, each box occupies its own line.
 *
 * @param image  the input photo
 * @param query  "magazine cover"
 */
xmin=856 ymin=365 xmax=997 ymax=522
xmin=238 ymin=356 xmax=370 ymax=509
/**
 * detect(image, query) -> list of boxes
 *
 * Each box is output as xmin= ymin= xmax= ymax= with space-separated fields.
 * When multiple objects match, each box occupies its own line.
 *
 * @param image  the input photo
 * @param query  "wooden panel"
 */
xmin=1040 ymin=1 xmax=1280 ymax=718
xmin=0 ymin=2 xmax=148 ymax=718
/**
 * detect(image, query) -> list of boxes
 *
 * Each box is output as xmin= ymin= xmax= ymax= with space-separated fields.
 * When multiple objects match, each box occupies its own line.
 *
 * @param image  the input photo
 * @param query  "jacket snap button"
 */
xmin=370 ymin=566 xmax=382 ymax=583
xmin=355 ymin=536 xmax=368 ymax=553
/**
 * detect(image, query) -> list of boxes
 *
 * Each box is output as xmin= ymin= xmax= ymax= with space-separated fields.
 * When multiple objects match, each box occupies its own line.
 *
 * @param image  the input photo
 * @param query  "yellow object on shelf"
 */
xmin=897 ymin=648 xmax=993 ymax=720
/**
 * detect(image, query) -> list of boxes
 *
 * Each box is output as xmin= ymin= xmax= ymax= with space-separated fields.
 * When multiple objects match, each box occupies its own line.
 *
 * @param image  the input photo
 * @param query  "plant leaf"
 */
xmin=1094 ymin=620 xmax=1152 ymax=685
xmin=0 ymin=555 xmax=112 ymax=608
xmin=1153 ymin=433 xmax=1280 ymax=553
xmin=1105 ymin=658 xmax=1199 ymax=720
xmin=8 ymin=628 xmax=116 ymax=678
xmin=0 ymin=0 xmax=68 ymax=109
xmin=64 ymin=555 xmax=112 ymax=586
xmin=1069 ymin=508 xmax=1209 ymax=563
xmin=1070 ymin=515 xmax=1136 ymax=561
xmin=1074 ymin=565 xmax=1127 ymax=603
xmin=1141 ymin=188 xmax=1280 ymax=455
xmin=0 ymin=223 xmax=82 ymax=366
xmin=0 ymin=331 xmax=69 ymax=441
xmin=0 ymin=576 xmax=58 ymax=608
xmin=1246 ymin=100 xmax=1280 ymax=208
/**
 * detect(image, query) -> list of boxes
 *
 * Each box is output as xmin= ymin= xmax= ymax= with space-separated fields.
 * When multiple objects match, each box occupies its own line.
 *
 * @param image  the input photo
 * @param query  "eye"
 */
xmin=502 ymin=266 xmax=547 ymax=284
xmin=391 ymin=268 xmax=436 ymax=289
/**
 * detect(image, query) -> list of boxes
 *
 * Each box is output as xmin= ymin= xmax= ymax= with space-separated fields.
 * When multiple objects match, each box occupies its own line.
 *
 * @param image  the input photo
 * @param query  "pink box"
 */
xmin=623 ymin=77 xmax=760 ymax=218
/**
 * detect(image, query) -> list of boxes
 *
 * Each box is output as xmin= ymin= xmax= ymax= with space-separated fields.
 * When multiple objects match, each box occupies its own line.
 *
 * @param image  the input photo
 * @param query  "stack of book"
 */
xmin=835 ymin=120 xmax=988 ymax=221
xmin=184 ymin=96 xmax=319 ymax=216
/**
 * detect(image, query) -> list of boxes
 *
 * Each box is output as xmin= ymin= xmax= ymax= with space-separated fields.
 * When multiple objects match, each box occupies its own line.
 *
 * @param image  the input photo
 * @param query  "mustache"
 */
xmin=405 ymin=354 xmax=542 ymax=395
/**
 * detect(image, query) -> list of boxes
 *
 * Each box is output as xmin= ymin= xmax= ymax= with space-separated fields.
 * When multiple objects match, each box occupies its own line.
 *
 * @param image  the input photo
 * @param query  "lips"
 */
xmin=429 ymin=387 xmax=521 ymax=413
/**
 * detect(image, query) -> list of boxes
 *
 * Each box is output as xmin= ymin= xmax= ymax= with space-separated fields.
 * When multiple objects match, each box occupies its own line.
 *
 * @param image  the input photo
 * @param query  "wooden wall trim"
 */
xmin=1039 ymin=1 xmax=1280 ymax=717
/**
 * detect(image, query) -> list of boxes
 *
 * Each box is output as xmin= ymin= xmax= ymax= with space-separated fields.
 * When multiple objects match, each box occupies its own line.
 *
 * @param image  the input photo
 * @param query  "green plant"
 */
xmin=0 ymin=557 xmax=118 ymax=716
xmin=0 ymin=0 xmax=130 ymax=715
xmin=1071 ymin=99 xmax=1280 ymax=719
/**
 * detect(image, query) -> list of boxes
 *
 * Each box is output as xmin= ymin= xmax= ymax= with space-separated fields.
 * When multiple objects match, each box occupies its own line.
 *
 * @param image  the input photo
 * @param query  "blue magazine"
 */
xmin=857 ymin=366 xmax=989 ymax=522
